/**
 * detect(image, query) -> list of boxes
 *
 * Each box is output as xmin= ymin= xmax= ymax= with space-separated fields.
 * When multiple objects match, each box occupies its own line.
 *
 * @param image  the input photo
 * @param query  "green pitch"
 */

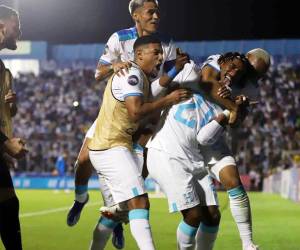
xmin=3 ymin=190 xmax=299 ymax=250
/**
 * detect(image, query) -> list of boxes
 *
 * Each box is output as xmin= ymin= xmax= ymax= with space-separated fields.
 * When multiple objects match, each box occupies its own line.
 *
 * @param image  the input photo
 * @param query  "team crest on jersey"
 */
xmin=127 ymin=75 xmax=139 ymax=86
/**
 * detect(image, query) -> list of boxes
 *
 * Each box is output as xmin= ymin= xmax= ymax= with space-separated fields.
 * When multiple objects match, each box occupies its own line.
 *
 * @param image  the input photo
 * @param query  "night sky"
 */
xmin=0 ymin=0 xmax=297 ymax=44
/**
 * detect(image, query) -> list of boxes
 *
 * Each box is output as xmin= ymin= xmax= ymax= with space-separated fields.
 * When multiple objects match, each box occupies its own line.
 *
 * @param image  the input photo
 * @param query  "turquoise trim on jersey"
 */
xmin=117 ymin=27 xmax=138 ymax=41
xmin=99 ymin=216 xmax=118 ymax=229
xmin=123 ymin=93 xmax=143 ymax=99
xmin=75 ymin=185 xmax=88 ymax=195
xmin=129 ymin=209 xmax=149 ymax=220
xmin=193 ymin=94 xmax=216 ymax=128
xmin=174 ymin=103 xmax=197 ymax=128
xmin=227 ymin=185 xmax=246 ymax=198
xmin=133 ymin=143 xmax=144 ymax=153
xmin=172 ymin=202 xmax=178 ymax=212
xmin=200 ymin=223 xmax=219 ymax=234
xmin=98 ymin=59 xmax=111 ymax=65
xmin=179 ymin=221 xmax=198 ymax=237
xmin=132 ymin=187 xmax=139 ymax=196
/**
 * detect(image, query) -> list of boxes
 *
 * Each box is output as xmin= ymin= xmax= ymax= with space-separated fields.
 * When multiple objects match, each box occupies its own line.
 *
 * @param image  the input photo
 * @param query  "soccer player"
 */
xmin=195 ymin=48 xmax=271 ymax=250
xmin=0 ymin=5 xmax=28 ymax=250
xmin=67 ymin=0 xmax=177 ymax=226
xmin=88 ymin=35 xmax=190 ymax=250
xmin=67 ymin=1 xmax=181 ymax=247
xmin=146 ymin=53 xmax=250 ymax=250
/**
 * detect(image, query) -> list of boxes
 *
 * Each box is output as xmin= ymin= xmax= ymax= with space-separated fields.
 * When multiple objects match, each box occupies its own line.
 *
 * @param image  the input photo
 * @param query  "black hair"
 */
xmin=133 ymin=35 xmax=161 ymax=52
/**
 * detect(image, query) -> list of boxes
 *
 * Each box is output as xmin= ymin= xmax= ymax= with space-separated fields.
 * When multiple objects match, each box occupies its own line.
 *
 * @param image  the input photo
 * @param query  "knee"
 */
xmin=127 ymin=194 xmax=150 ymax=210
xmin=182 ymin=207 xmax=202 ymax=227
xmin=225 ymin=178 xmax=242 ymax=190
xmin=203 ymin=207 xmax=221 ymax=226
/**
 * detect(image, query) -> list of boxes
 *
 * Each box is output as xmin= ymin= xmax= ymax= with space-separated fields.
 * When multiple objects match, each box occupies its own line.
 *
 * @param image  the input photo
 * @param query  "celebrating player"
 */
xmin=88 ymin=35 xmax=190 ymax=250
xmin=146 ymin=52 xmax=250 ymax=250
xmin=194 ymin=48 xmax=270 ymax=250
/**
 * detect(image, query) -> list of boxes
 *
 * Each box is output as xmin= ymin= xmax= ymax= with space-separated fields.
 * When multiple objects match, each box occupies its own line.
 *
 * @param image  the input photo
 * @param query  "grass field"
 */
xmin=2 ymin=190 xmax=299 ymax=250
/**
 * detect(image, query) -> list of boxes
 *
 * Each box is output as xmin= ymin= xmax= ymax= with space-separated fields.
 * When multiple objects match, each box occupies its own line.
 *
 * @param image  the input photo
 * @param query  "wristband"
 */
xmin=167 ymin=66 xmax=178 ymax=79
xmin=222 ymin=109 xmax=230 ymax=119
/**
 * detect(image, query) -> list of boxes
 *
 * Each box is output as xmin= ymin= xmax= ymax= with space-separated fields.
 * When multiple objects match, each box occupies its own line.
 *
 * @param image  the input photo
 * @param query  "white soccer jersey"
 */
xmin=111 ymin=63 xmax=145 ymax=101
xmin=97 ymin=26 xmax=176 ymax=77
xmin=147 ymin=61 xmax=223 ymax=163
xmin=202 ymin=54 xmax=260 ymax=100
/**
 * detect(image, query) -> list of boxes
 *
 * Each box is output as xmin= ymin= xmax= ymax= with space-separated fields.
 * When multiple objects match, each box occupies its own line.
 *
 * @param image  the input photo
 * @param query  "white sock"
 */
xmin=228 ymin=186 xmax=253 ymax=248
xmin=195 ymin=223 xmax=219 ymax=250
xmin=177 ymin=220 xmax=198 ymax=250
xmin=75 ymin=185 xmax=88 ymax=203
xmin=89 ymin=216 xmax=118 ymax=250
xmin=128 ymin=209 xmax=155 ymax=250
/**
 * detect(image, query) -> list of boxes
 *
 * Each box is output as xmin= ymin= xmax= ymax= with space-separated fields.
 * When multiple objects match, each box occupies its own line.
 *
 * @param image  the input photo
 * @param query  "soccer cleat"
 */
xmin=67 ymin=194 xmax=89 ymax=227
xmin=243 ymin=243 xmax=259 ymax=250
xmin=100 ymin=205 xmax=129 ymax=223
xmin=112 ymin=223 xmax=125 ymax=249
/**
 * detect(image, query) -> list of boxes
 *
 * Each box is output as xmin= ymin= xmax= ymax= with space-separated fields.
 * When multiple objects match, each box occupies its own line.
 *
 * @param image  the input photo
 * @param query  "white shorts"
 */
xmin=147 ymin=148 xmax=218 ymax=213
xmin=89 ymin=146 xmax=145 ymax=205
xmin=86 ymin=120 xmax=97 ymax=139
xmin=201 ymin=138 xmax=236 ymax=182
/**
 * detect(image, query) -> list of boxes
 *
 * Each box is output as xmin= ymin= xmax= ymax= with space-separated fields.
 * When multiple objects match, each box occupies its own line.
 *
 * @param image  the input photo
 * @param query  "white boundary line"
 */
xmin=19 ymin=194 xmax=166 ymax=218
xmin=20 ymin=202 xmax=100 ymax=218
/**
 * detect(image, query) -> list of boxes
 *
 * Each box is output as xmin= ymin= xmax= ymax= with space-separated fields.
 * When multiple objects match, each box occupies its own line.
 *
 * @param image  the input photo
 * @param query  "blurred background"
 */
xmin=1 ymin=0 xmax=300 ymax=200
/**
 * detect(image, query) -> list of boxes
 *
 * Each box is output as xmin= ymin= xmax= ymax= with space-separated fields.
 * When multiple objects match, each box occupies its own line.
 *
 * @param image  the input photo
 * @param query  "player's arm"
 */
xmin=197 ymin=110 xmax=230 ymax=146
xmin=151 ymin=48 xmax=190 ymax=97
xmin=95 ymin=33 xmax=132 ymax=81
xmin=125 ymin=89 xmax=191 ymax=122
xmin=5 ymin=89 xmax=17 ymax=117
xmin=200 ymin=65 xmax=239 ymax=124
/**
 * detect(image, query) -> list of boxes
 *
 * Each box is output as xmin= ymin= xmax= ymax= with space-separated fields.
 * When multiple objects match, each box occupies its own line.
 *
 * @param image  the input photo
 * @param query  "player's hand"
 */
xmin=235 ymin=95 xmax=249 ymax=106
xmin=112 ymin=61 xmax=132 ymax=76
xmin=175 ymin=48 xmax=190 ymax=72
xmin=3 ymin=137 xmax=29 ymax=159
xmin=2 ymin=153 xmax=16 ymax=169
xmin=166 ymin=88 xmax=192 ymax=105
xmin=5 ymin=90 xmax=17 ymax=104
xmin=217 ymin=85 xmax=232 ymax=98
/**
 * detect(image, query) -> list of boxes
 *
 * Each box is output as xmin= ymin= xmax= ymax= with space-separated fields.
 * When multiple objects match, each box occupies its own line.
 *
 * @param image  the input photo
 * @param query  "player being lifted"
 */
xmin=87 ymin=35 xmax=190 ymax=250
xmin=146 ymin=52 xmax=251 ymax=250
xmin=67 ymin=0 xmax=181 ymax=248
xmin=194 ymin=48 xmax=270 ymax=250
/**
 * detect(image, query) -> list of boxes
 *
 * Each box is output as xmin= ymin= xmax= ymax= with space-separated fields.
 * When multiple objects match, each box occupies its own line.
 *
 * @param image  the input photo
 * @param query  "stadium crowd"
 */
xmin=11 ymin=58 xmax=300 ymax=178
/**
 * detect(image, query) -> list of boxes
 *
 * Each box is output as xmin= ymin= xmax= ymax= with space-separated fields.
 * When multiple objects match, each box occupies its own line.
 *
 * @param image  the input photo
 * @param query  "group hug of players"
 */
xmin=67 ymin=1 xmax=270 ymax=250
xmin=0 ymin=1 xmax=270 ymax=250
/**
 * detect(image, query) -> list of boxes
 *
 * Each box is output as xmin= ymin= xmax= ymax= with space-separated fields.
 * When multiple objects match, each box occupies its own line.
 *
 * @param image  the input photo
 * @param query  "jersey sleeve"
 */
xmin=122 ymin=68 xmax=144 ymax=99
xmin=98 ymin=32 xmax=121 ymax=65
xmin=163 ymin=39 xmax=177 ymax=72
xmin=201 ymin=55 xmax=221 ymax=71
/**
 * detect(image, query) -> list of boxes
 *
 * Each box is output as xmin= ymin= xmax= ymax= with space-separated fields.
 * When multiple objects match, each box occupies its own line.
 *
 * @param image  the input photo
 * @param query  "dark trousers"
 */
xmin=0 ymin=157 xmax=22 ymax=250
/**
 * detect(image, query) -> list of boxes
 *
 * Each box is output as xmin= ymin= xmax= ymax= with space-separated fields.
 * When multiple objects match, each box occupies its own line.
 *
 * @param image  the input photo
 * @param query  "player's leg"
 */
xmin=177 ymin=206 xmax=201 ymax=250
xmin=211 ymin=156 xmax=257 ymax=250
xmin=196 ymin=205 xmax=220 ymax=250
xmin=90 ymin=147 xmax=155 ymax=250
xmin=193 ymin=172 xmax=220 ymax=250
xmin=67 ymin=137 xmax=92 ymax=226
xmin=0 ymin=161 xmax=22 ymax=250
xmin=147 ymin=148 xmax=201 ymax=250
xmin=67 ymin=121 xmax=96 ymax=226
